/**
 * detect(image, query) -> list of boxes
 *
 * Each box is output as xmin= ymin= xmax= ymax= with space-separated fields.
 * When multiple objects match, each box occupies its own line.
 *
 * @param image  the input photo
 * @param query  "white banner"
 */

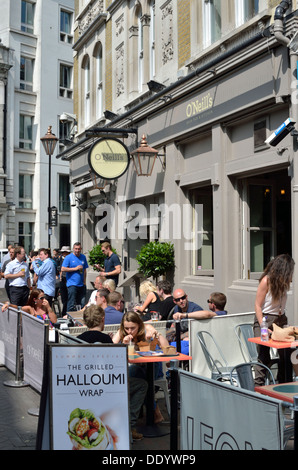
xmin=180 ymin=371 xmax=283 ymax=450
xmin=22 ymin=312 xmax=45 ymax=393
xmin=50 ymin=344 xmax=130 ymax=450
xmin=0 ymin=306 xmax=18 ymax=372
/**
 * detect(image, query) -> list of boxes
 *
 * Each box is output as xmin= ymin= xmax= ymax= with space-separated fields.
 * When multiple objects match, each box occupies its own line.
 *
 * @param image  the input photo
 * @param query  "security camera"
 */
xmin=265 ymin=118 xmax=296 ymax=147
xmin=59 ymin=112 xmax=77 ymax=124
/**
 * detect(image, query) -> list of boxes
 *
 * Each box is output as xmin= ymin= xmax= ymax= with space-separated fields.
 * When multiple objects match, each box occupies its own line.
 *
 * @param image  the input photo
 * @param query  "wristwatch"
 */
xmin=185 ymin=313 xmax=188 ymax=319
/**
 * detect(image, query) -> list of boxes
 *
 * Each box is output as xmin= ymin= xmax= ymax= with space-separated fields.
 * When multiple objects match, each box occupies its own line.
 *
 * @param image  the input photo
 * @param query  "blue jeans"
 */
xmin=67 ymin=285 xmax=86 ymax=312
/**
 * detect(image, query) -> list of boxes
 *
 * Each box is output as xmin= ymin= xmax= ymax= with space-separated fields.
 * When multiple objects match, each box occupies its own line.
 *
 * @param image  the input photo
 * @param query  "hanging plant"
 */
xmin=136 ymin=241 xmax=175 ymax=280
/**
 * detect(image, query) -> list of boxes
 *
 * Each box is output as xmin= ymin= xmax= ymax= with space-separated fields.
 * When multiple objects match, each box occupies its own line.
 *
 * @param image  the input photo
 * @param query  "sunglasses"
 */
xmin=207 ymin=299 xmax=213 ymax=303
xmin=173 ymin=295 xmax=187 ymax=302
xmin=38 ymin=296 xmax=45 ymax=300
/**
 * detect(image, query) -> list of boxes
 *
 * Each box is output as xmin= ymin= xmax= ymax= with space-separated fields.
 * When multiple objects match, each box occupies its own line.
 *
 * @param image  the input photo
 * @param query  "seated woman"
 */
xmin=2 ymin=288 xmax=57 ymax=324
xmin=77 ymin=304 xmax=113 ymax=344
xmin=113 ymin=311 xmax=169 ymax=423
xmin=134 ymin=280 xmax=163 ymax=321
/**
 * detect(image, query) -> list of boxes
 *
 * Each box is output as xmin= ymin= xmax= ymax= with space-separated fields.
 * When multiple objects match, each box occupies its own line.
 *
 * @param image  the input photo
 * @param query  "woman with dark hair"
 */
xmin=2 ymin=288 xmax=57 ymax=324
xmin=253 ymin=254 xmax=295 ymax=385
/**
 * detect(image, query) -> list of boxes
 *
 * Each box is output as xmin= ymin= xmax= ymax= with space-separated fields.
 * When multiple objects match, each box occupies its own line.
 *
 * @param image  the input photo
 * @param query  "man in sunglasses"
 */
xmin=173 ymin=292 xmax=227 ymax=321
xmin=172 ymin=288 xmax=203 ymax=333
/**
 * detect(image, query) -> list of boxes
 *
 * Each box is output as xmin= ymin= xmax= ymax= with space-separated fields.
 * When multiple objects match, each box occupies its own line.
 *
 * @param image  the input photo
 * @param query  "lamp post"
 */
xmin=40 ymin=126 xmax=58 ymax=248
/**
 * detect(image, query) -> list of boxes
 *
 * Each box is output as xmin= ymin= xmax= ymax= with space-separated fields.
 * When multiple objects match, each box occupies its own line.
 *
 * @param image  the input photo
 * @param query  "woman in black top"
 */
xmin=77 ymin=304 xmax=113 ymax=344
xmin=134 ymin=280 xmax=163 ymax=321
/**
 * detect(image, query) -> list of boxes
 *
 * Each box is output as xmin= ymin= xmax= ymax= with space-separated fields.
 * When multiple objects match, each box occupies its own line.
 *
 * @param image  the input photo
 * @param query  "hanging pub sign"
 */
xmin=88 ymin=137 xmax=130 ymax=180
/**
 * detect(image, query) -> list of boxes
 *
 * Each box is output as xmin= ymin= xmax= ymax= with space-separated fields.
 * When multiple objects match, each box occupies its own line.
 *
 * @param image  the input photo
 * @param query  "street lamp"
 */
xmin=131 ymin=134 xmax=166 ymax=176
xmin=40 ymin=126 xmax=58 ymax=248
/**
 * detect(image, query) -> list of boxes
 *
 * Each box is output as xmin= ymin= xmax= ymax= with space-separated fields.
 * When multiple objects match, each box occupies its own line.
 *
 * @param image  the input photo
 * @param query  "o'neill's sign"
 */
xmin=88 ymin=138 xmax=130 ymax=180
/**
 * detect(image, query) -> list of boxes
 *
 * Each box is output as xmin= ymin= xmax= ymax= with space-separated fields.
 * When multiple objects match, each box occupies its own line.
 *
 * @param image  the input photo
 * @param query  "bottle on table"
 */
xmin=260 ymin=316 xmax=269 ymax=342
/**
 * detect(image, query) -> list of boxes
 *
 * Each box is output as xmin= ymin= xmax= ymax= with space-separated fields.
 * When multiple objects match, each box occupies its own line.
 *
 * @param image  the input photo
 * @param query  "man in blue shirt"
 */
xmin=61 ymin=242 xmax=89 ymax=311
xmin=104 ymin=291 xmax=124 ymax=325
xmin=173 ymin=292 xmax=227 ymax=321
xmin=31 ymin=248 xmax=56 ymax=306
xmin=172 ymin=288 xmax=203 ymax=332
xmin=96 ymin=242 xmax=121 ymax=287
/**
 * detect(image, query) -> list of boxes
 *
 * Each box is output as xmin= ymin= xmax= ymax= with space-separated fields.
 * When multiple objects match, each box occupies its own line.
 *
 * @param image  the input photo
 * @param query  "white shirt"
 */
xmin=4 ymin=259 xmax=29 ymax=287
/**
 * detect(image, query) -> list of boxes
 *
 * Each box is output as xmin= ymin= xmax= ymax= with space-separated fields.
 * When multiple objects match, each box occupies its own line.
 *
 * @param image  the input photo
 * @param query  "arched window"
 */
xmin=137 ymin=5 xmax=143 ymax=92
xmin=149 ymin=0 xmax=155 ymax=78
xmin=82 ymin=55 xmax=90 ymax=126
xmin=94 ymin=43 xmax=103 ymax=119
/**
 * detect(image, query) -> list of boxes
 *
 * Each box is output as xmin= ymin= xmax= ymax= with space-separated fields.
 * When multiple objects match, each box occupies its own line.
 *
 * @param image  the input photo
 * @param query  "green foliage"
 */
xmin=136 ymin=241 xmax=175 ymax=279
xmin=88 ymin=244 xmax=105 ymax=269
xmin=88 ymin=244 xmax=119 ymax=270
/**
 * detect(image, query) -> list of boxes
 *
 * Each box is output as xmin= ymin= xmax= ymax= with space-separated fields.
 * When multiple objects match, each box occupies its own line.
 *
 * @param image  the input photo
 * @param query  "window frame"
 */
xmin=19 ymin=174 xmax=33 ymax=209
xmin=59 ymin=63 xmax=73 ymax=99
xmin=20 ymin=55 xmax=34 ymax=91
xmin=19 ymin=114 xmax=33 ymax=150
xmin=191 ymin=186 xmax=214 ymax=276
xmin=60 ymin=9 xmax=73 ymax=44
xmin=21 ymin=0 xmax=34 ymax=34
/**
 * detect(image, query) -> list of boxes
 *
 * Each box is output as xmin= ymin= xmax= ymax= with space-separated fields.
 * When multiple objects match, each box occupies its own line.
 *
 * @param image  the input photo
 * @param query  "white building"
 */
xmin=0 ymin=0 xmax=75 ymax=252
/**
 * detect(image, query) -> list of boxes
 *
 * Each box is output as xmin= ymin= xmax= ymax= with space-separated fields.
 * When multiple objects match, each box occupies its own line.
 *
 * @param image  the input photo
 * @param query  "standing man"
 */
xmin=4 ymin=246 xmax=31 ymax=306
xmin=31 ymin=248 xmax=56 ymax=306
xmin=95 ymin=242 xmax=121 ymax=287
xmin=61 ymin=242 xmax=88 ymax=311
xmin=1 ymin=246 xmax=15 ymax=301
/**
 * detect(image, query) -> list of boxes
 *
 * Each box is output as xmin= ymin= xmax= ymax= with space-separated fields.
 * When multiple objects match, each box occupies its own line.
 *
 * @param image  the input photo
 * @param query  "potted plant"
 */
xmin=136 ymin=241 xmax=175 ymax=280
xmin=88 ymin=244 xmax=105 ymax=270
xmin=88 ymin=244 xmax=120 ymax=271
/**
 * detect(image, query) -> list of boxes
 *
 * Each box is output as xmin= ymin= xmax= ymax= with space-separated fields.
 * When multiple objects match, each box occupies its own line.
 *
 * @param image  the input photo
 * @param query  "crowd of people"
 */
xmin=1 ymin=241 xmax=296 ymax=441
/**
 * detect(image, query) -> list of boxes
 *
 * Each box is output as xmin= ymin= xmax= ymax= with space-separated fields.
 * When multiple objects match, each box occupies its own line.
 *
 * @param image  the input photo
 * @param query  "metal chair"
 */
xmin=155 ymin=363 xmax=170 ymax=417
xmin=234 ymin=323 xmax=259 ymax=362
xmin=234 ymin=323 xmax=279 ymax=375
xmin=229 ymin=361 xmax=275 ymax=390
xmin=197 ymin=331 xmax=238 ymax=382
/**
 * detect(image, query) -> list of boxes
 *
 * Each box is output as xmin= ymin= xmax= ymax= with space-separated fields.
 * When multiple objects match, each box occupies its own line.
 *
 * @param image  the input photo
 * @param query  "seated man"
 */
xmin=172 ymin=288 xmax=203 ymax=333
xmin=95 ymin=288 xmax=109 ymax=310
xmin=104 ymin=291 xmax=124 ymax=325
xmin=173 ymin=292 xmax=227 ymax=321
xmin=157 ymin=280 xmax=175 ymax=320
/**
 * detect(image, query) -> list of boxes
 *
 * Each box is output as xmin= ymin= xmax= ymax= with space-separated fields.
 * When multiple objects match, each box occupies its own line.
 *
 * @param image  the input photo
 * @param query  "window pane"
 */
xmin=250 ymin=230 xmax=271 ymax=272
xmin=193 ymin=187 xmax=213 ymax=273
xmin=19 ymin=115 xmax=33 ymax=149
xmin=21 ymin=0 xmax=34 ymax=33
xmin=59 ymin=175 xmax=70 ymax=212
xmin=249 ymin=185 xmax=272 ymax=227
xmin=60 ymin=11 xmax=71 ymax=34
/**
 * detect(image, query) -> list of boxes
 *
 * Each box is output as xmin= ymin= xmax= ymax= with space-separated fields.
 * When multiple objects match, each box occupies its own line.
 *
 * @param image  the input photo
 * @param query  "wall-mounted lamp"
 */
xmin=89 ymin=170 xmax=107 ymax=190
xmin=104 ymin=110 xmax=118 ymax=120
xmin=131 ymin=134 xmax=166 ymax=176
xmin=147 ymin=80 xmax=166 ymax=93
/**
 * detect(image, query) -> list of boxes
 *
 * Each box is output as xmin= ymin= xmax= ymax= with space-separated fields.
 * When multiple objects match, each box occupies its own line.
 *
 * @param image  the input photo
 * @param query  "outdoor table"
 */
xmin=255 ymin=382 xmax=298 ymax=404
xmin=128 ymin=351 xmax=192 ymax=437
xmin=255 ymin=382 xmax=298 ymax=450
xmin=248 ymin=336 xmax=298 ymax=382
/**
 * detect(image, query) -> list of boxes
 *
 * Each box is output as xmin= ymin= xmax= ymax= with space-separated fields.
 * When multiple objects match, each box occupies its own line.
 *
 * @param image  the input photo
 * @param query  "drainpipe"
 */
xmin=274 ymin=1 xmax=298 ymax=323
